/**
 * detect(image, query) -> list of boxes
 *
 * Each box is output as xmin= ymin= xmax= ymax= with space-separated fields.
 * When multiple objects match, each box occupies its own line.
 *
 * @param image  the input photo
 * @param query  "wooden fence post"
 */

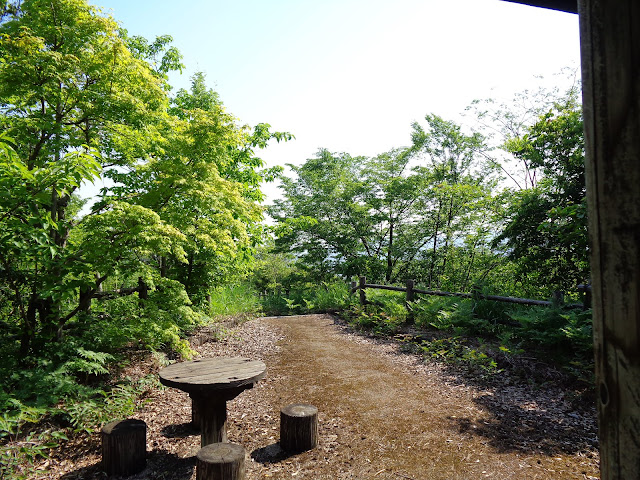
xmin=359 ymin=276 xmax=366 ymax=306
xmin=405 ymin=279 xmax=415 ymax=324
xmin=578 ymin=284 xmax=592 ymax=310
xmin=552 ymin=290 xmax=564 ymax=307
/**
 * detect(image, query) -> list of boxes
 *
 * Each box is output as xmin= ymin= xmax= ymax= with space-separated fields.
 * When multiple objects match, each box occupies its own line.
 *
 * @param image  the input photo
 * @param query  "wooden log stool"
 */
xmin=279 ymin=404 xmax=318 ymax=452
xmin=196 ymin=442 xmax=245 ymax=480
xmin=101 ymin=419 xmax=146 ymax=476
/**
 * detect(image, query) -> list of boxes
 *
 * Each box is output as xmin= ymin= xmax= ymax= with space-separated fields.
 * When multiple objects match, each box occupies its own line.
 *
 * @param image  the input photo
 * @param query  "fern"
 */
xmin=60 ymin=348 xmax=114 ymax=377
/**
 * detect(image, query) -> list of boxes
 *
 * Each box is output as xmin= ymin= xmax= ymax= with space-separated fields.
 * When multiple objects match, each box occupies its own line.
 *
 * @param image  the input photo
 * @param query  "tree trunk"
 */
xmin=18 ymin=295 xmax=37 ymax=359
xmin=579 ymin=1 xmax=640 ymax=478
xmin=386 ymin=220 xmax=394 ymax=283
xmin=428 ymin=203 xmax=442 ymax=288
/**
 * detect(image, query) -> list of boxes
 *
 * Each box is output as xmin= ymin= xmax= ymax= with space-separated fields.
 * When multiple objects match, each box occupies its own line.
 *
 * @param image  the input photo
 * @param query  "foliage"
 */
xmin=271 ymin=115 xmax=499 ymax=288
xmin=416 ymin=336 xmax=500 ymax=375
xmin=249 ymin=240 xmax=303 ymax=293
xmin=0 ymin=4 xmax=287 ymax=475
xmin=0 ymin=373 xmax=156 ymax=479
xmin=208 ymin=283 xmax=262 ymax=317
xmin=259 ymin=281 xmax=355 ymax=316
xmin=345 ymin=286 xmax=592 ymax=380
xmin=346 ymin=290 xmax=406 ymax=335
xmin=493 ymin=87 xmax=588 ymax=294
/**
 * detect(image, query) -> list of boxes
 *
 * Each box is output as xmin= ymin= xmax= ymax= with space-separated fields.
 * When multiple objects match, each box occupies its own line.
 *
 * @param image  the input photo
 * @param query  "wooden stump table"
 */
xmin=159 ymin=357 xmax=266 ymax=447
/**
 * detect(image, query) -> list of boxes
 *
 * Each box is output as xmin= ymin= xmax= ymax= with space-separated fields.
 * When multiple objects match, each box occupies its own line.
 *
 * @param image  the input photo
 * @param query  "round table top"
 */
xmin=158 ymin=356 xmax=266 ymax=394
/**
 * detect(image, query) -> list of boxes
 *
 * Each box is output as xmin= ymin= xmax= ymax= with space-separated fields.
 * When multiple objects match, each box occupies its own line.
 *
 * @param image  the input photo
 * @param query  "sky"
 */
xmin=88 ymin=0 xmax=581 ymax=204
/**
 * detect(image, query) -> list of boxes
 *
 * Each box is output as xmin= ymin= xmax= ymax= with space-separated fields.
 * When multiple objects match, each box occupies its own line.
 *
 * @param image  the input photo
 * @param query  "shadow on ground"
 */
xmin=60 ymin=450 xmax=196 ymax=480
xmin=251 ymin=442 xmax=296 ymax=464
xmin=162 ymin=422 xmax=198 ymax=439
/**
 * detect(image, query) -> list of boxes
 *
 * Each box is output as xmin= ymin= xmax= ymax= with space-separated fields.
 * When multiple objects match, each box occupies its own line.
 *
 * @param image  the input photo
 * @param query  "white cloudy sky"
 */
xmin=88 ymin=0 xmax=581 ymax=203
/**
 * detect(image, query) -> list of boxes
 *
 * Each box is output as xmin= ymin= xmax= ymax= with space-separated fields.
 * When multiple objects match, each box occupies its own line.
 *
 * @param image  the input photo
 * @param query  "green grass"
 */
xmin=208 ymin=283 xmax=262 ymax=316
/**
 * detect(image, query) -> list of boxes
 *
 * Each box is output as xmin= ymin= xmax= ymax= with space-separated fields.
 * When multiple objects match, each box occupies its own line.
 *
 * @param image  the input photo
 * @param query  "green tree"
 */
xmin=105 ymin=73 xmax=288 ymax=302
xmin=0 ymin=0 xmax=184 ymax=356
xmin=0 ymin=1 xmax=289 ymax=359
xmin=409 ymin=114 xmax=498 ymax=289
xmin=271 ymin=115 xmax=497 ymax=288
xmin=493 ymin=90 xmax=588 ymax=294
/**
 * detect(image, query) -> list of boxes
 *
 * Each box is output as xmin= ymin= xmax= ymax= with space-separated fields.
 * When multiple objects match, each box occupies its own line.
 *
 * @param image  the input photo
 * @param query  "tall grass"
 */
xmin=208 ymin=284 xmax=262 ymax=316
xmin=260 ymin=281 xmax=355 ymax=316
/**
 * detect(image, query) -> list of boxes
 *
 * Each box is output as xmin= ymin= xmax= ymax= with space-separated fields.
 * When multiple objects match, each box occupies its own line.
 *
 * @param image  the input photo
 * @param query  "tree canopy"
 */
xmin=0 ymin=0 xmax=288 ymax=359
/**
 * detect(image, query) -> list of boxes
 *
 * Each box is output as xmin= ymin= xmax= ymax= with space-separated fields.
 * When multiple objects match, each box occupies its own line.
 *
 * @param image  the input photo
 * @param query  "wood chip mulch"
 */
xmin=18 ymin=315 xmax=599 ymax=479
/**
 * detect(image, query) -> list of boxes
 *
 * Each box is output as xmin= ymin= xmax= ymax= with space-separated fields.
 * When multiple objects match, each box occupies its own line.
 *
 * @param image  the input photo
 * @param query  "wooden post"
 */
xmin=579 ymin=1 xmax=640 ymax=478
xmin=191 ymin=394 xmax=227 ymax=447
xmin=101 ymin=419 xmax=146 ymax=476
xmin=405 ymin=279 xmax=415 ymax=324
xmin=280 ymin=404 xmax=318 ymax=452
xmin=358 ymin=276 xmax=366 ymax=306
xmin=552 ymin=290 xmax=564 ymax=307
xmin=190 ymin=394 xmax=200 ymax=431
xmin=196 ymin=443 xmax=245 ymax=480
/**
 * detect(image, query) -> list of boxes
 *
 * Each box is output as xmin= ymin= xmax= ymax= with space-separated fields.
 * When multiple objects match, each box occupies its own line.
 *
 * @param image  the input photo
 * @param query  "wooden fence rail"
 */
xmin=351 ymin=276 xmax=591 ymax=311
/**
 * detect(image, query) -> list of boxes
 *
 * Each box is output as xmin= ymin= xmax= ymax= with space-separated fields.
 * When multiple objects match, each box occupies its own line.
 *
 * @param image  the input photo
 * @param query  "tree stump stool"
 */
xmin=279 ymin=404 xmax=318 ymax=452
xmin=196 ymin=442 xmax=245 ymax=480
xmin=101 ymin=419 xmax=146 ymax=476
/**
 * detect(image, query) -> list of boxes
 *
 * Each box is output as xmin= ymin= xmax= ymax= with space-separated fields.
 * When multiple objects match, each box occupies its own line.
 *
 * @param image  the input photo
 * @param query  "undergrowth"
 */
xmin=260 ymin=281 xmax=355 ymax=316
xmin=0 ymin=372 xmax=158 ymax=479
xmin=340 ymin=286 xmax=594 ymax=384
xmin=0 ymin=286 xmax=238 ymax=479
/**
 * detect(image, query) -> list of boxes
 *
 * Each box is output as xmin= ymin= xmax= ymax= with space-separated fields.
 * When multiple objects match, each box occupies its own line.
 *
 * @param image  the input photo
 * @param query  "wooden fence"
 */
xmin=351 ymin=276 xmax=591 ymax=316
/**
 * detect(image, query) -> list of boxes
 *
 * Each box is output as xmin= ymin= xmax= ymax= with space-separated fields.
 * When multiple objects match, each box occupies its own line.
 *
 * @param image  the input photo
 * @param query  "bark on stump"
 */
xmin=280 ymin=404 xmax=318 ymax=452
xmin=196 ymin=442 xmax=245 ymax=480
xmin=101 ymin=419 xmax=146 ymax=476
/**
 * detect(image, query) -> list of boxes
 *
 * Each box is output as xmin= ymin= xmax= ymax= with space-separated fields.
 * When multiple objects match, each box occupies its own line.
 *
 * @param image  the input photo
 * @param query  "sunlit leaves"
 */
xmin=495 ymin=92 xmax=587 ymax=293
xmin=271 ymin=120 xmax=498 ymax=287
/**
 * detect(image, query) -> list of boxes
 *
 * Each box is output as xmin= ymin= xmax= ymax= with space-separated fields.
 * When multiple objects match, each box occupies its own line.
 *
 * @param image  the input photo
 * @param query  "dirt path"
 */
xmin=53 ymin=314 xmax=599 ymax=479
xmin=253 ymin=315 xmax=598 ymax=480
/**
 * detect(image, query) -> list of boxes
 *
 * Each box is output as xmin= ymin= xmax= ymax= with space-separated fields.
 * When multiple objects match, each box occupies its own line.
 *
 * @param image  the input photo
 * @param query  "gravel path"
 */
xmin=50 ymin=314 xmax=599 ymax=479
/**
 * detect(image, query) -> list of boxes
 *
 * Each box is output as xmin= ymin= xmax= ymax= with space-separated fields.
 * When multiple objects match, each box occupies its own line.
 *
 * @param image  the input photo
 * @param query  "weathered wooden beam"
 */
xmin=361 ymin=282 xmax=559 ymax=306
xmin=359 ymin=276 xmax=366 ymax=306
xmin=579 ymin=1 xmax=640 ymax=478
xmin=502 ymin=0 xmax=577 ymax=14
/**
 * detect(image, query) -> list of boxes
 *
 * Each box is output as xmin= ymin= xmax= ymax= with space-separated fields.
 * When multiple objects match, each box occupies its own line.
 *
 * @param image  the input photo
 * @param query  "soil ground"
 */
xmin=46 ymin=314 xmax=599 ymax=479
